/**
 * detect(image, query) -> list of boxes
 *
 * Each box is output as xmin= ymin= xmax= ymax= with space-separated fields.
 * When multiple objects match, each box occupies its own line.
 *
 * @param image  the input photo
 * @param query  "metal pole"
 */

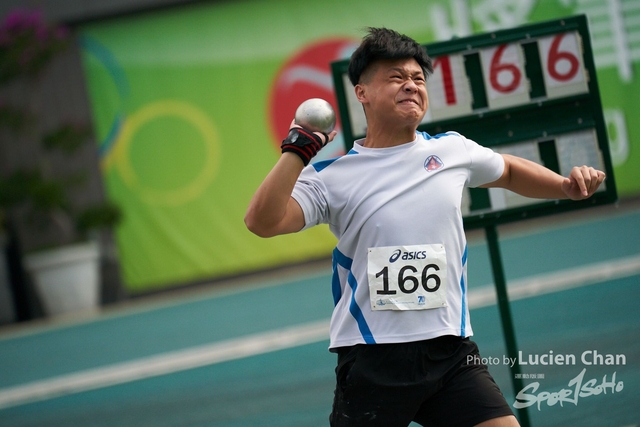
xmin=485 ymin=224 xmax=531 ymax=427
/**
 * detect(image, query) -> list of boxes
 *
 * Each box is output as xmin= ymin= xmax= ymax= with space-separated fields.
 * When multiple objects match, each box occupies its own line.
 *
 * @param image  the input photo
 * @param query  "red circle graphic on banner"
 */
xmin=268 ymin=38 xmax=358 ymax=158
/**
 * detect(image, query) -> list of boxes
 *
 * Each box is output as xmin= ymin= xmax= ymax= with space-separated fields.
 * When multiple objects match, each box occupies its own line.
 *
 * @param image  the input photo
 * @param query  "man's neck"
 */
xmin=362 ymin=123 xmax=418 ymax=148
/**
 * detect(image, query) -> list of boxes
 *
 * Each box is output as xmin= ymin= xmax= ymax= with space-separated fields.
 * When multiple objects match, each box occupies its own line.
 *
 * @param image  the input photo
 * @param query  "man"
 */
xmin=245 ymin=27 xmax=605 ymax=427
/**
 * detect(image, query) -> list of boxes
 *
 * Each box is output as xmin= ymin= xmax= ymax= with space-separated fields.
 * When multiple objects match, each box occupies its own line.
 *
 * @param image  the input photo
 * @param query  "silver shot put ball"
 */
xmin=294 ymin=98 xmax=336 ymax=133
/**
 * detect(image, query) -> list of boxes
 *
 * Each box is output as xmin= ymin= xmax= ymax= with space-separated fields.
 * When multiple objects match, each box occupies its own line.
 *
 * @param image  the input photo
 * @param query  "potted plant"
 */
xmin=0 ymin=9 xmax=122 ymax=317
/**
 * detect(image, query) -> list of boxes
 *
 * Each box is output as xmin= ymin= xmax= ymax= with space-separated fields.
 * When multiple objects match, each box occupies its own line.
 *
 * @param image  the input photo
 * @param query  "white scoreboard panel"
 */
xmin=331 ymin=15 xmax=616 ymax=229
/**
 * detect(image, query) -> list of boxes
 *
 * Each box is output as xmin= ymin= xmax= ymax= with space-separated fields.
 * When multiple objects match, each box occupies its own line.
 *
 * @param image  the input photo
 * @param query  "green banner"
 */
xmin=79 ymin=0 xmax=640 ymax=292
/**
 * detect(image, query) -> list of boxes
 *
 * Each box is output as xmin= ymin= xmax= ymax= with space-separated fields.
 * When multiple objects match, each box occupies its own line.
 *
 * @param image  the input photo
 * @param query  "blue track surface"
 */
xmin=0 ymin=204 xmax=638 ymax=426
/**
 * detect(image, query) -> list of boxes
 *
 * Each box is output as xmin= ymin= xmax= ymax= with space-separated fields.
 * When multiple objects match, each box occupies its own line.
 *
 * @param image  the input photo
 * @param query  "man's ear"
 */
xmin=354 ymin=84 xmax=367 ymax=104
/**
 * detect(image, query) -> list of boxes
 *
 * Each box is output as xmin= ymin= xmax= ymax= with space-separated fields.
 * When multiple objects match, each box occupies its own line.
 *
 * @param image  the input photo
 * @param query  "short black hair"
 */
xmin=348 ymin=27 xmax=433 ymax=86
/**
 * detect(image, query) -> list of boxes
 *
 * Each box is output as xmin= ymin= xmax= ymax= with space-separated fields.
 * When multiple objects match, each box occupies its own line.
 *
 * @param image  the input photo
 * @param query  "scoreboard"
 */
xmin=331 ymin=15 xmax=617 ymax=229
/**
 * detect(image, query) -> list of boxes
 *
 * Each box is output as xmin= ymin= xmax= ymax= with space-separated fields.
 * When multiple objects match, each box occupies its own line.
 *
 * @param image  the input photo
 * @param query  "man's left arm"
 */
xmin=481 ymin=154 xmax=606 ymax=200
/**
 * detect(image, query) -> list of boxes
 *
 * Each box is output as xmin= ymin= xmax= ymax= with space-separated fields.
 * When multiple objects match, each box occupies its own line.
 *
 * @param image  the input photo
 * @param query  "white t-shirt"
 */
xmin=292 ymin=131 xmax=504 ymax=350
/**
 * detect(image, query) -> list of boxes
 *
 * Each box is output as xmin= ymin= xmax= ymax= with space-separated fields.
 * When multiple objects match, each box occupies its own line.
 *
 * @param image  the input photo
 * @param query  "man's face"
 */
xmin=355 ymin=57 xmax=429 ymax=127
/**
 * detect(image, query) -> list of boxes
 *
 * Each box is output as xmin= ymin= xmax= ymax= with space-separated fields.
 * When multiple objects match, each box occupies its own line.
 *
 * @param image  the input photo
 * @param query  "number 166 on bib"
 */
xmin=367 ymin=244 xmax=448 ymax=311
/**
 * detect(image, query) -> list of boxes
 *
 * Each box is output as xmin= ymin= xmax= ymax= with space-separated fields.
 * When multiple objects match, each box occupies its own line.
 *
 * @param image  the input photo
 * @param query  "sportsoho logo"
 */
xmin=389 ymin=249 xmax=429 ymax=263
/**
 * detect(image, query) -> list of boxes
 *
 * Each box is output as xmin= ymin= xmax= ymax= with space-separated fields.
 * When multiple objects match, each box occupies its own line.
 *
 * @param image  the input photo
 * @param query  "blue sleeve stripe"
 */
xmin=312 ymin=150 xmax=359 ymax=172
xmin=417 ymin=130 xmax=455 ymax=140
xmin=417 ymin=130 xmax=432 ymax=140
xmin=313 ymin=158 xmax=337 ymax=172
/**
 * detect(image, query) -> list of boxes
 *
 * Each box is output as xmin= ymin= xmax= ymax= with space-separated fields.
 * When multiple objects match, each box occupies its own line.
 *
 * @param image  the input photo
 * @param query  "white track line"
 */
xmin=0 ymin=255 xmax=638 ymax=410
xmin=469 ymin=254 xmax=640 ymax=308
xmin=0 ymin=321 xmax=330 ymax=410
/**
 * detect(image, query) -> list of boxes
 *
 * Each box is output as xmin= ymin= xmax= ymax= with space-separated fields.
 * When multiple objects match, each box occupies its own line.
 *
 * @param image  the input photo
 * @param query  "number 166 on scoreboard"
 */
xmin=424 ymin=29 xmax=588 ymax=121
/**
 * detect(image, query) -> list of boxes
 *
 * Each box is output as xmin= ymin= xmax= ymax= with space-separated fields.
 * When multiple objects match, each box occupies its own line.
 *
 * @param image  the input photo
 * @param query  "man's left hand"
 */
xmin=561 ymin=166 xmax=606 ymax=200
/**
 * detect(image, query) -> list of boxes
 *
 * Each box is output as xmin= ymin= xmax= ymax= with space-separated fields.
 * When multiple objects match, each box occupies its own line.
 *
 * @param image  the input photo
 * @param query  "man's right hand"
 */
xmin=281 ymin=120 xmax=337 ymax=166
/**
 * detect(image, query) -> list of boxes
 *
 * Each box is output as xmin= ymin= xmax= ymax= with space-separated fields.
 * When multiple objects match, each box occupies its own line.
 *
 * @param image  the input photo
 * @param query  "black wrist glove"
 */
xmin=280 ymin=128 xmax=328 ymax=166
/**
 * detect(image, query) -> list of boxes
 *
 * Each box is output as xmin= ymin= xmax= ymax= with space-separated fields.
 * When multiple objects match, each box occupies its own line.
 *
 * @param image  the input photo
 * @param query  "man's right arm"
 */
xmin=244 ymin=152 xmax=307 ymax=238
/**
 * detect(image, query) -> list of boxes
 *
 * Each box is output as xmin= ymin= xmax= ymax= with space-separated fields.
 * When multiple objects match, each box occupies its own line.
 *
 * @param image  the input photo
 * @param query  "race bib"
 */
xmin=367 ymin=244 xmax=448 ymax=311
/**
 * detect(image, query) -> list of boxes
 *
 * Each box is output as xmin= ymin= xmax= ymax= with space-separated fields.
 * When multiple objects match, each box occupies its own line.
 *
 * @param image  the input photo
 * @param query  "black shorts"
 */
xmin=329 ymin=336 xmax=514 ymax=427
